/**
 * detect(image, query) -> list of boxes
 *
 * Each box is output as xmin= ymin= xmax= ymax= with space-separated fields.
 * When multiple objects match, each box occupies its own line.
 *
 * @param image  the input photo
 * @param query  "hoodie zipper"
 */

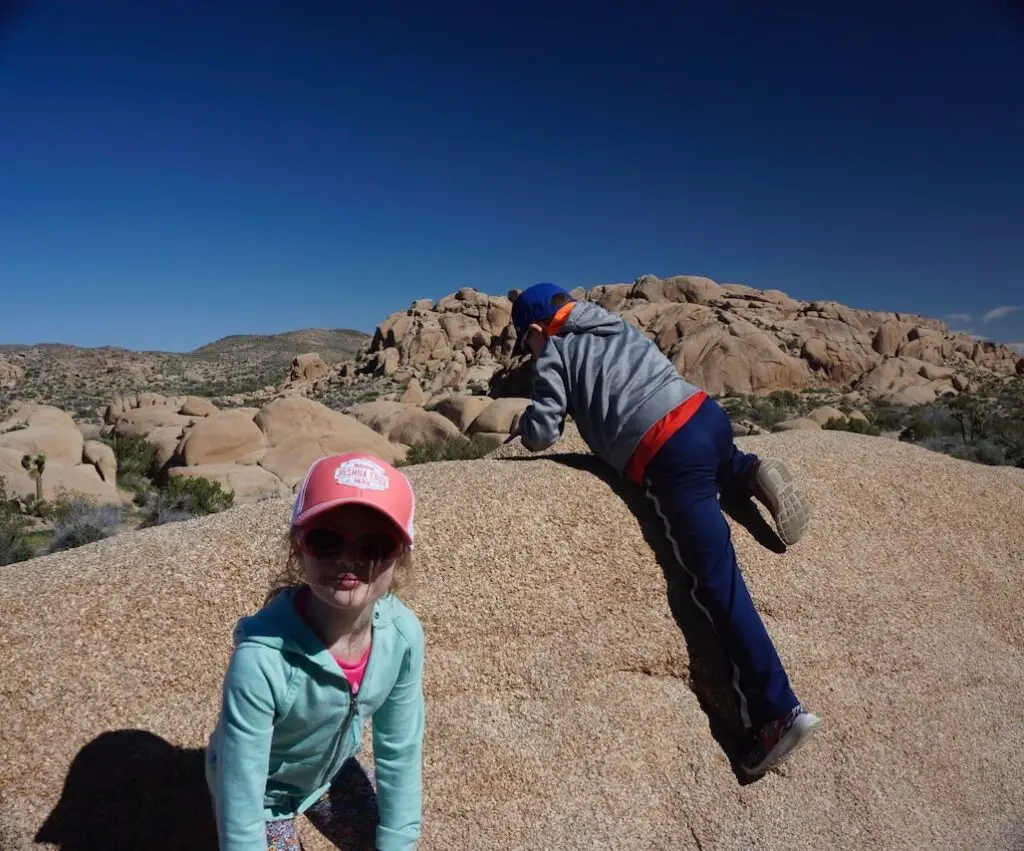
xmin=316 ymin=680 xmax=359 ymax=791
xmin=314 ymin=610 xmax=380 ymax=790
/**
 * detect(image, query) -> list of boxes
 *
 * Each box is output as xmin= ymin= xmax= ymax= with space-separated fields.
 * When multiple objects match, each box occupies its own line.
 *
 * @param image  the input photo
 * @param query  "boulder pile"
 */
xmin=0 ymin=402 xmax=122 ymax=503
xmin=99 ymin=390 xmax=531 ymax=501
xmin=343 ymin=275 xmax=1021 ymax=406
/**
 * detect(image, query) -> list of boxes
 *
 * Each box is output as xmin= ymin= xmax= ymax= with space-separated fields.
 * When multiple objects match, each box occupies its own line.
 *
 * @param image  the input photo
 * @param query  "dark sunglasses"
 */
xmin=297 ymin=528 xmax=402 ymax=563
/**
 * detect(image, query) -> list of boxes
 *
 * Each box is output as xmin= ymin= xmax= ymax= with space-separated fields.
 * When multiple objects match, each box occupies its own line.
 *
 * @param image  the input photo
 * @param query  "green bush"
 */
xmin=0 ymin=476 xmax=36 ymax=566
xmin=399 ymin=434 xmax=501 ymax=467
xmin=822 ymin=417 xmax=881 ymax=437
xmin=870 ymin=403 xmax=909 ymax=432
xmin=142 ymin=475 xmax=235 ymax=526
xmin=747 ymin=399 xmax=789 ymax=430
xmin=162 ymin=476 xmax=234 ymax=516
xmin=973 ymin=441 xmax=1006 ymax=466
xmin=767 ymin=390 xmax=801 ymax=409
xmin=899 ymin=417 xmax=936 ymax=443
xmin=109 ymin=433 xmax=157 ymax=484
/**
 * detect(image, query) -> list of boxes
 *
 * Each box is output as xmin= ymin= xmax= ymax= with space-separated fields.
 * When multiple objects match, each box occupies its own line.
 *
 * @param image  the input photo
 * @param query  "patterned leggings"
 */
xmin=266 ymin=757 xmax=378 ymax=851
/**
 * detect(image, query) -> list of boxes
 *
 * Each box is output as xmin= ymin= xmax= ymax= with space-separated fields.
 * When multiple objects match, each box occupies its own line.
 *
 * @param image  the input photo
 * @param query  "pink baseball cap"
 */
xmin=291 ymin=453 xmax=415 ymax=546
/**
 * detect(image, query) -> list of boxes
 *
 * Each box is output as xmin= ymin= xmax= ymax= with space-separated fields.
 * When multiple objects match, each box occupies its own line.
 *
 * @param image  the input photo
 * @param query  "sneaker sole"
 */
xmin=754 ymin=458 xmax=811 ymax=546
xmin=741 ymin=713 xmax=822 ymax=776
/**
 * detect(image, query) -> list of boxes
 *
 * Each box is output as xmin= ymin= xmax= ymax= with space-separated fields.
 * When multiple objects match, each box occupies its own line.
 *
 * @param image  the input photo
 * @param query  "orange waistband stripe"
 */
xmin=623 ymin=391 xmax=708 ymax=485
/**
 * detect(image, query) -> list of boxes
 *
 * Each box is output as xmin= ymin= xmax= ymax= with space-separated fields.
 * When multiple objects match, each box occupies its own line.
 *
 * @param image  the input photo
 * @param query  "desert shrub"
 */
xmin=1003 ymin=437 xmax=1024 ymax=469
xmin=109 ymin=433 xmax=156 ymax=484
xmin=822 ymin=417 xmax=881 ymax=437
xmin=746 ymin=398 xmax=790 ymax=430
xmin=399 ymin=434 xmax=501 ymax=466
xmin=720 ymin=396 xmax=748 ymax=416
xmin=869 ymin=403 xmax=909 ymax=432
xmin=0 ymin=476 xmax=35 ymax=566
xmin=944 ymin=393 xmax=992 ymax=445
xmin=899 ymin=417 xmax=935 ymax=443
xmin=972 ymin=441 xmax=1006 ymax=466
xmin=162 ymin=475 xmax=234 ymax=515
xmin=142 ymin=475 xmax=235 ymax=526
xmin=47 ymin=497 xmax=123 ymax=553
xmin=767 ymin=390 xmax=801 ymax=409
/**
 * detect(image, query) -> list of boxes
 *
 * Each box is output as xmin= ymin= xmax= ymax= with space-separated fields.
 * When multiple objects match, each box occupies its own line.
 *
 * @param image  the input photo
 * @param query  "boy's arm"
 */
xmin=212 ymin=646 xmax=276 ymax=851
xmin=514 ymin=348 xmax=568 ymax=452
xmin=372 ymin=619 xmax=426 ymax=851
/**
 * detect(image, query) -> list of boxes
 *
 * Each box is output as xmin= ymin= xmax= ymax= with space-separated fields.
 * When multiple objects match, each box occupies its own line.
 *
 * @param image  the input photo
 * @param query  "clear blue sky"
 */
xmin=1 ymin=0 xmax=1022 ymax=352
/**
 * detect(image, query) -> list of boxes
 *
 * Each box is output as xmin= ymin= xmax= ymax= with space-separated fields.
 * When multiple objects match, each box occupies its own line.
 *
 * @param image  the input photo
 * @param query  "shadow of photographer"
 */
xmin=35 ymin=729 xmax=218 ymax=851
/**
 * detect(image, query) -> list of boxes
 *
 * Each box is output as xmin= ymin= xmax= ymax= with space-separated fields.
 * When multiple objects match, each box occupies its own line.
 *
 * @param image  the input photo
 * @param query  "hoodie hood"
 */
xmin=555 ymin=301 xmax=622 ymax=337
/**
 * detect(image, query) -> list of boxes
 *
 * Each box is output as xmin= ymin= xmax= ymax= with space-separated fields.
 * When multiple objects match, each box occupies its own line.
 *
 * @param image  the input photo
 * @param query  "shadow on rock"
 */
xmin=35 ymin=729 xmax=217 ymax=851
xmin=499 ymin=451 xmax=785 ymax=783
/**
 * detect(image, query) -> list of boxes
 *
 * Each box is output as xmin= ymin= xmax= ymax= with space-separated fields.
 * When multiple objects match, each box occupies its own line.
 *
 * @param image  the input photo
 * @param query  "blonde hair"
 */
xmin=263 ymin=531 xmax=415 ymax=608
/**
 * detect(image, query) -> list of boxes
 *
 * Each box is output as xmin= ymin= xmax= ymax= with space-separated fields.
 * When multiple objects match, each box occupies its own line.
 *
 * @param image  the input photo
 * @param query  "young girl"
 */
xmin=205 ymin=452 xmax=425 ymax=851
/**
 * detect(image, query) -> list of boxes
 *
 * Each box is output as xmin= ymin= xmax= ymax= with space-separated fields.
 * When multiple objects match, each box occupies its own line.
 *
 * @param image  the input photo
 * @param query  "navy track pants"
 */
xmin=642 ymin=396 xmax=798 ymax=731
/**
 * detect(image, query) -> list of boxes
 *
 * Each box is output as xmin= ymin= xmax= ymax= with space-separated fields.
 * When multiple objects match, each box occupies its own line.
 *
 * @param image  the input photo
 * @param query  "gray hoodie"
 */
xmin=517 ymin=300 xmax=702 ymax=473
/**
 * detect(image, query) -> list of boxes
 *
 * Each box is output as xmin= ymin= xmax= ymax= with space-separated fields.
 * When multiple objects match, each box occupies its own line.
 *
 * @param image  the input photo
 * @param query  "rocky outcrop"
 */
xmin=345 ymin=401 xmax=462 ymax=448
xmin=0 ymin=402 xmax=124 ymax=503
xmin=339 ymin=275 xmax=1020 ymax=401
xmin=854 ymin=357 xmax=956 ymax=406
xmin=179 ymin=395 xmax=219 ymax=417
xmin=82 ymin=440 xmax=117 ymax=484
xmin=466 ymin=397 xmax=531 ymax=437
xmin=2 ymin=428 xmax=1022 ymax=850
xmin=427 ymin=395 xmax=493 ymax=432
xmin=279 ymin=353 xmax=333 ymax=397
xmin=806 ymin=406 xmax=847 ymax=426
xmin=176 ymin=410 xmax=267 ymax=467
xmin=0 ymin=358 xmax=24 ymax=389
xmin=775 ymin=417 xmax=822 ymax=431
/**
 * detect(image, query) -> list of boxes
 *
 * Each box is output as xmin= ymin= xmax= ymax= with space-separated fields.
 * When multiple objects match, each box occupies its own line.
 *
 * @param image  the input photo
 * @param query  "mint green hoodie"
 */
xmin=204 ymin=587 xmax=425 ymax=851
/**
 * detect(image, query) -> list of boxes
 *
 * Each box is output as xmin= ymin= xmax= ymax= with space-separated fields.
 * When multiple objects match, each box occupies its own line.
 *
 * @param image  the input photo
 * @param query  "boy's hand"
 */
xmin=505 ymin=410 xmax=525 ymax=443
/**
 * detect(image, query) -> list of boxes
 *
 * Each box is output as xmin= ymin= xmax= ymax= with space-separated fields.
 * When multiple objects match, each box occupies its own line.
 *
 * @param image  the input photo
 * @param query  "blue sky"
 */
xmin=1 ymin=0 xmax=1022 ymax=352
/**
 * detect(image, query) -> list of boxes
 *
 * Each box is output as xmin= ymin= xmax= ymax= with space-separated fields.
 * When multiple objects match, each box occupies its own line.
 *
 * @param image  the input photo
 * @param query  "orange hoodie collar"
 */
xmin=543 ymin=302 xmax=576 ymax=337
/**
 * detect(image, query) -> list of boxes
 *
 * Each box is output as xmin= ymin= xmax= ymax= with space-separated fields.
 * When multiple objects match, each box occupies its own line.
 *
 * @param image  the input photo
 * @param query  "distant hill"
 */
xmin=0 ymin=327 xmax=370 ymax=419
xmin=189 ymin=328 xmax=367 ymax=362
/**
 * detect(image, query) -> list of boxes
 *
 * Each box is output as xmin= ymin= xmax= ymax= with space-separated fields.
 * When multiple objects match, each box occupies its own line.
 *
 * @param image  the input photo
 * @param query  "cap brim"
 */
xmin=292 ymin=496 xmax=413 ymax=546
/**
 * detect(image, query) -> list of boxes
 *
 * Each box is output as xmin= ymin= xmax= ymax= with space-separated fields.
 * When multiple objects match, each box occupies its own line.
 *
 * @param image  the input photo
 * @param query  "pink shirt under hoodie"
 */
xmin=293 ymin=587 xmax=371 ymax=692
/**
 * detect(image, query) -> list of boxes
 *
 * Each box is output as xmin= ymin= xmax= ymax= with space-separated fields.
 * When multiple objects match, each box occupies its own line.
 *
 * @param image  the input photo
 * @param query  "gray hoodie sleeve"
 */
xmin=518 ymin=346 xmax=568 ymax=452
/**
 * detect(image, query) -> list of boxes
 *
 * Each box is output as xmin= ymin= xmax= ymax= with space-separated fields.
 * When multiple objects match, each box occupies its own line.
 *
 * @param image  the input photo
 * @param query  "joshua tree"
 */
xmin=21 ymin=452 xmax=45 ymax=502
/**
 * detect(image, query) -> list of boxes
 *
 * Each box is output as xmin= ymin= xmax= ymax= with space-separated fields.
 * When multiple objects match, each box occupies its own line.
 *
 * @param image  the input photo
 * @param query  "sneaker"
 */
xmin=740 ymin=704 xmax=822 ymax=776
xmin=749 ymin=458 xmax=811 ymax=546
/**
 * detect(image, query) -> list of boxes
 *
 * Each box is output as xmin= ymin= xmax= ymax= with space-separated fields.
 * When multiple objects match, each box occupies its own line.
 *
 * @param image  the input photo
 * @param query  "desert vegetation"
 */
xmin=398 ymin=433 xmax=503 ymax=467
xmin=0 ymin=460 xmax=236 ymax=565
xmin=718 ymin=375 xmax=1024 ymax=468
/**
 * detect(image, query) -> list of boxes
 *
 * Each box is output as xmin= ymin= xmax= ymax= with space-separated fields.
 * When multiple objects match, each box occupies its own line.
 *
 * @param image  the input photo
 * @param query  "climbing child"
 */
xmin=507 ymin=282 xmax=821 ymax=776
xmin=205 ymin=452 xmax=425 ymax=851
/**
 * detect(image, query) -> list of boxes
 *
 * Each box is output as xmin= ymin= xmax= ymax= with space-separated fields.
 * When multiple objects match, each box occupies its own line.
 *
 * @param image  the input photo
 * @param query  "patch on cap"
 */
xmin=334 ymin=457 xmax=390 ymax=491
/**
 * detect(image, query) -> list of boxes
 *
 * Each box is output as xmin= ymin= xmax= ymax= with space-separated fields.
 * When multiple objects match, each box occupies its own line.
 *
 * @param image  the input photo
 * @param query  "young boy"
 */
xmin=507 ymin=282 xmax=821 ymax=776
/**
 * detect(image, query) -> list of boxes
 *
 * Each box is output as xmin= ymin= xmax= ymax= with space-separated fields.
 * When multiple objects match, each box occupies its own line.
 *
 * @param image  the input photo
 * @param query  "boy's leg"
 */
xmin=644 ymin=400 xmax=819 ymax=771
xmin=304 ymin=756 xmax=378 ymax=850
xmin=714 ymin=401 xmax=811 ymax=547
xmin=266 ymin=817 xmax=302 ymax=851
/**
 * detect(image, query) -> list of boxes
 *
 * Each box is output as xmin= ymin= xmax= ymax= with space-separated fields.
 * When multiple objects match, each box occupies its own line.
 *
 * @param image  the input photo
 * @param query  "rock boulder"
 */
xmin=1 ymin=429 xmax=1021 ymax=850
xmin=177 ymin=410 xmax=267 ymax=467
